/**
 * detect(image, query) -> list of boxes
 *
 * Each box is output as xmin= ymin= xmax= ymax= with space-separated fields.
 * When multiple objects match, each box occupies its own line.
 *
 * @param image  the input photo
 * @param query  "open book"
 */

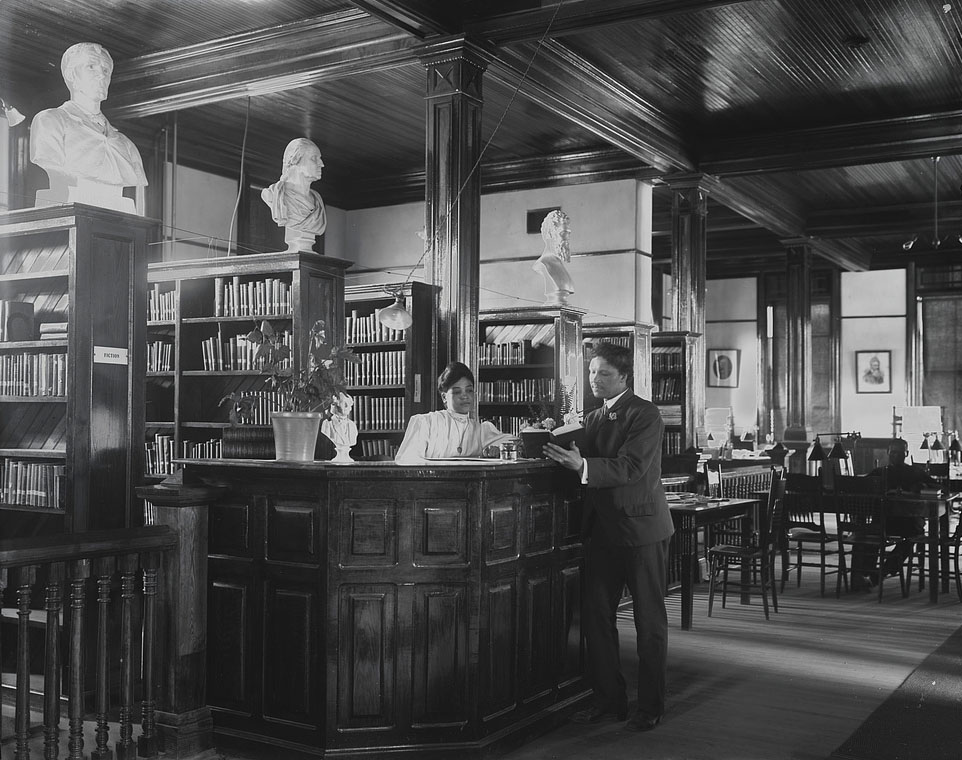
xmin=549 ymin=421 xmax=586 ymax=450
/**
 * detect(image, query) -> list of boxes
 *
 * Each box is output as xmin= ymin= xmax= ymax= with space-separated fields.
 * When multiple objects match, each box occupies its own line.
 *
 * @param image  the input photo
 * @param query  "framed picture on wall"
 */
xmin=855 ymin=350 xmax=891 ymax=393
xmin=707 ymin=348 xmax=740 ymax=388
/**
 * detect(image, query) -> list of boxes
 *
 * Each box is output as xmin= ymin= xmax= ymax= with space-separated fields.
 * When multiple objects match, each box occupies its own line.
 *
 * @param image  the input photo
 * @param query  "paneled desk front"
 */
xmin=180 ymin=458 xmax=588 ymax=759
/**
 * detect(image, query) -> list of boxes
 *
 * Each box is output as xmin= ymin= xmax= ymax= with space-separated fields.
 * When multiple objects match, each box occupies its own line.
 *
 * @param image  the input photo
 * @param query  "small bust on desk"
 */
xmin=261 ymin=137 xmax=327 ymax=253
xmin=532 ymin=209 xmax=574 ymax=306
xmin=30 ymin=42 xmax=148 ymax=214
xmin=321 ymin=392 xmax=358 ymax=463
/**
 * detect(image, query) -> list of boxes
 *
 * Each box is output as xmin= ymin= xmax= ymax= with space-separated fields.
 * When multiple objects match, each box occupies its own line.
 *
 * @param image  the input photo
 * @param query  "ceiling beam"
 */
xmin=106 ymin=10 xmax=420 ymax=119
xmin=489 ymin=40 xmax=692 ymax=173
xmin=807 ymin=200 xmax=962 ymax=239
xmin=349 ymin=0 xmax=457 ymax=38
xmin=700 ymin=111 xmax=962 ymax=175
xmin=467 ymin=0 xmax=753 ymax=43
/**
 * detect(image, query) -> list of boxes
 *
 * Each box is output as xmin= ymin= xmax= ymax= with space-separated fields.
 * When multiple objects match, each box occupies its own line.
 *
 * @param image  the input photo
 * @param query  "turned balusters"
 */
xmin=15 ymin=565 xmax=37 ymax=760
xmin=67 ymin=558 xmax=90 ymax=760
xmin=92 ymin=557 xmax=115 ymax=760
xmin=43 ymin=563 xmax=64 ymax=760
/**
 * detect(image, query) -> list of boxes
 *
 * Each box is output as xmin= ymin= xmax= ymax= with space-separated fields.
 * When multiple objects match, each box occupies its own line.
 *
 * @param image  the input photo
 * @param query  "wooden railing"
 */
xmin=0 ymin=526 xmax=177 ymax=760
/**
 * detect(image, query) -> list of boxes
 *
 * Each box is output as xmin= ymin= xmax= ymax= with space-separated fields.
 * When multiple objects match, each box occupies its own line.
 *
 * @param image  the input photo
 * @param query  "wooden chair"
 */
xmin=834 ymin=475 xmax=908 ymax=601
xmin=707 ymin=470 xmax=785 ymax=620
xmin=782 ymin=473 xmax=846 ymax=597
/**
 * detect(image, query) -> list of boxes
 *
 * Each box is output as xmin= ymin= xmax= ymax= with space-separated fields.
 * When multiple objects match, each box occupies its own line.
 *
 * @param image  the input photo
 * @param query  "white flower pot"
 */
xmin=271 ymin=412 xmax=323 ymax=461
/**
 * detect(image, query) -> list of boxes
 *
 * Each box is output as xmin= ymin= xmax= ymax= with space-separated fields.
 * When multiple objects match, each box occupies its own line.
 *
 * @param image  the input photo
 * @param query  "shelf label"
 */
xmin=94 ymin=346 xmax=129 ymax=366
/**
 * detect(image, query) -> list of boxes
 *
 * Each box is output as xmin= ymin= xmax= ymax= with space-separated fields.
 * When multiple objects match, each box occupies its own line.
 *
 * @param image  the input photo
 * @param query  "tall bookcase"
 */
xmin=146 ymin=252 xmax=350 ymax=470
xmin=651 ymin=330 xmax=703 ymax=470
xmin=582 ymin=321 xmax=655 ymax=414
xmin=477 ymin=306 xmax=584 ymax=436
xmin=0 ymin=204 xmax=150 ymax=533
xmin=344 ymin=282 xmax=433 ymax=460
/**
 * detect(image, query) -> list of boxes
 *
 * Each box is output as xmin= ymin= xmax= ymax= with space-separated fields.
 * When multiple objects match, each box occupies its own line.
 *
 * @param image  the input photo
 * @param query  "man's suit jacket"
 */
xmin=581 ymin=389 xmax=674 ymax=547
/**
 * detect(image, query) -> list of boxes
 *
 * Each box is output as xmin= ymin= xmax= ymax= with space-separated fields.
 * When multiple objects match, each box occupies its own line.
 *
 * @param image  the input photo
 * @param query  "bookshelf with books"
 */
xmin=147 ymin=252 xmax=350 ymax=468
xmin=344 ymin=282 xmax=434 ymax=460
xmin=582 ymin=321 xmax=654 ymax=415
xmin=651 ymin=331 xmax=704 ymax=471
xmin=478 ymin=306 xmax=584 ymax=437
xmin=0 ymin=204 xmax=151 ymax=533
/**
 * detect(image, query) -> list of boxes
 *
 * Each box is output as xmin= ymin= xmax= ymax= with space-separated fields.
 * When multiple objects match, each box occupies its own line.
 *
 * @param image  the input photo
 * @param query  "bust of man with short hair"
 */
xmin=30 ymin=42 xmax=148 ymax=214
xmin=261 ymin=137 xmax=328 ymax=253
xmin=532 ymin=209 xmax=574 ymax=306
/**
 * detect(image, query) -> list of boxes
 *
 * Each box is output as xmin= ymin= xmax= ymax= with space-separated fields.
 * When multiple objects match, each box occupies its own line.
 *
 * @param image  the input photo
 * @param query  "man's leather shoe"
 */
xmin=569 ymin=705 xmax=628 ymax=724
xmin=625 ymin=712 xmax=662 ymax=732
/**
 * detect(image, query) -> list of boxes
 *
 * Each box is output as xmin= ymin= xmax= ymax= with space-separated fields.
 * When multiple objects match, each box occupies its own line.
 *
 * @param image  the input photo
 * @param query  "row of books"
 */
xmin=586 ymin=335 xmax=630 ymax=350
xmin=1 ymin=459 xmax=65 ymax=509
xmin=354 ymin=395 xmax=406 ymax=431
xmin=214 ymin=276 xmax=292 ymax=318
xmin=147 ymin=284 xmax=176 ymax=321
xmin=356 ymin=438 xmax=399 ymax=460
xmin=147 ymin=340 xmax=173 ymax=372
xmin=182 ymin=438 xmax=223 ymax=460
xmin=483 ymin=323 xmax=555 ymax=350
xmin=344 ymin=350 xmax=405 ymax=386
xmin=652 ymin=345 xmax=683 ymax=373
xmin=227 ymin=391 xmax=286 ymax=425
xmin=0 ymin=300 xmax=34 ymax=341
xmin=478 ymin=378 xmax=554 ymax=403
xmin=652 ymin=376 xmax=683 ymax=403
xmin=479 ymin=339 xmax=543 ymax=366
xmin=662 ymin=430 xmax=685 ymax=456
xmin=484 ymin=415 xmax=531 ymax=437
xmin=145 ymin=434 xmax=177 ymax=475
xmin=0 ymin=352 xmax=68 ymax=397
xmin=199 ymin=330 xmax=292 ymax=372
xmin=346 ymin=308 xmax=406 ymax=345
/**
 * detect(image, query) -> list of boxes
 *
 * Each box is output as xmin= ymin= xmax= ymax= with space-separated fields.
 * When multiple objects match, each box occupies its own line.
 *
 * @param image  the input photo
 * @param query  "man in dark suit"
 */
xmin=544 ymin=342 xmax=674 ymax=732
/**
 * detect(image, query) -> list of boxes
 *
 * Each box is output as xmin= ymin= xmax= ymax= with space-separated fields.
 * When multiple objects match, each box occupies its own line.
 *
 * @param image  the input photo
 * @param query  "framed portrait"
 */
xmin=855 ymin=350 xmax=891 ymax=394
xmin=707 ymin=348 xmax=740 ymax=388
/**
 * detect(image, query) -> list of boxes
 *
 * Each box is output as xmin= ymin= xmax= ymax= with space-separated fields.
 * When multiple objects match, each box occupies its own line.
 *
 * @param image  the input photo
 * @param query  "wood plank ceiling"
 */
xmin=2 ymin=0 xmax=962 ymax=277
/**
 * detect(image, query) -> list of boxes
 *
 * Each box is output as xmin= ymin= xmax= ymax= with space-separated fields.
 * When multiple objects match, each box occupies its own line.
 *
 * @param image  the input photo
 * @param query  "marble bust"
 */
xmin=532 ymin=209 xmax=574 ymax=306
xmin=261 ymin=137 xmax=327 ymax=253
xmin=30 ymin=42 xmax=148 ymax=214
xmin=321 ymin=392 xmax=358 ymax=462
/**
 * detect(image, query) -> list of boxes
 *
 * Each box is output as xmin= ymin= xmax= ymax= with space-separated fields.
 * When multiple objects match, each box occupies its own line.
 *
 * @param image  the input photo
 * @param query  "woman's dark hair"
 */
xmin=438 ymin=361 xmax=475 ymax=395
xmin=591 ymin=341 xmax=633 ymax=379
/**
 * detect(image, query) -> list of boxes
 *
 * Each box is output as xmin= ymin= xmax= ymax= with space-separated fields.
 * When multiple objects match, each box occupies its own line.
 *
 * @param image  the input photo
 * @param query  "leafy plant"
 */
xmin=219 ymin=319 xmax=358 ymax=419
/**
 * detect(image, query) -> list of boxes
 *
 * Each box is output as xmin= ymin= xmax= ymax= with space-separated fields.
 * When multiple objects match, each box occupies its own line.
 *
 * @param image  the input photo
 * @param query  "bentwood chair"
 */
xmin=834 ymin=475 xmax=907 ymax=601
xmin=707 ymin=470 xmax=785 ymax=620
xmin=782 ymin=473 xmax=845 ymax=597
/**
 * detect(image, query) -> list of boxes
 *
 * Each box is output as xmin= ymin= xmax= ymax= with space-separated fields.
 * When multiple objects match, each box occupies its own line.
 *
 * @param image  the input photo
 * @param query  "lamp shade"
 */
xmin=931 ymin=437 xmax=944 ymax=451
xmin=828 ymin=441 xmax=848 ymax=460
xmin=920 ymin=437 xmax=930 ymax=450
xmin=950 ymin=438 xmax=962 ymax=454
xmin=808 ymin=439 xmax=827 ymax=462
xmin=376 ymin=295 xmax=413 ymax=331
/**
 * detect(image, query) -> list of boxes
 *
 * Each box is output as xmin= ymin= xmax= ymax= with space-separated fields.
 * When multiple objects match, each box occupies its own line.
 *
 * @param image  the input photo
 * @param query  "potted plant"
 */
xmin=228 ymin=319 xmax=357 ymax=461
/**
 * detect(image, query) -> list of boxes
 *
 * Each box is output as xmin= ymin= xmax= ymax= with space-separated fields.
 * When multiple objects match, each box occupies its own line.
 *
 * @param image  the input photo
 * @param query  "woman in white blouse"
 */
xmin=394 ymin=362 xmax=514 ymax=464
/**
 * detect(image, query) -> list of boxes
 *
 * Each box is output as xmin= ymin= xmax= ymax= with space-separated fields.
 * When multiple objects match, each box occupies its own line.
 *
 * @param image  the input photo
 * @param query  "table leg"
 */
xmin=928 ymin=506 xmax=939 ymax=603
xmin=680 ymin=514 xmax=694 ymax=630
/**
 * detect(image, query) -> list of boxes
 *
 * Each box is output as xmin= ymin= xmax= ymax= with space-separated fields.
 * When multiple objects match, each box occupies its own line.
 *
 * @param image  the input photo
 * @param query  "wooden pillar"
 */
xmin=420 ymin=36 xmax=493 ymax=387
xmin=135 ymin=483 xmax=224 ymax=760
xmin=666 ymin=177 xmax=709 ymax=336
xmin=782 ymin=239 xmax=813 ymax=442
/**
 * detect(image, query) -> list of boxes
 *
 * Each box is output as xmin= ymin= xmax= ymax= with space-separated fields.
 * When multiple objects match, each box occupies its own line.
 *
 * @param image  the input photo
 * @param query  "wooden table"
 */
xmin=668 ymin=497 xmax=760 ymax=630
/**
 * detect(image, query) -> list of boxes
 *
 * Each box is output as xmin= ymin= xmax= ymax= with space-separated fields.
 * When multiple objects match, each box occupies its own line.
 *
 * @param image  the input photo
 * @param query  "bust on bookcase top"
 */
xmin=261 ymin=137 xmax=328 ymax=253
xmin=29 ymin=42 xmax=148 ymax=215
xmin=532 ymin=209 xmax=574 ymax=306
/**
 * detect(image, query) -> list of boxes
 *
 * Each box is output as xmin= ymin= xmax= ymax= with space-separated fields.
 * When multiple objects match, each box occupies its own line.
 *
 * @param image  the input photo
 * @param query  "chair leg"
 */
xmin=760 ymin=560 xmax=770 ymax=620
xmin=954 ymin=542 xmax=962 ymax=604
xmin=767 ymin=555 xmax=778 ymax=615
xmin=707 ymin=555 xmax=717 ymax=617
xmin=819 ymin=546 xmax=827 ymax=597
xmin=795 ymin=544 xmax=803 ymax=588
xmin=836 ymin=544 xmax=848 ymax=598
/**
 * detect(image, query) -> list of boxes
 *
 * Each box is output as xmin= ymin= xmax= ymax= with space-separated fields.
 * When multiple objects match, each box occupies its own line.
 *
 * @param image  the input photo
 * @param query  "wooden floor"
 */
xmin=3 ymin=564 xmax=960 ymax=760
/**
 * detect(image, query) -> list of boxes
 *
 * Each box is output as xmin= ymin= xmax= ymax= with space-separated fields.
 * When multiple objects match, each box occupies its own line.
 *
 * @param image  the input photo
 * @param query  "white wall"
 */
xmin=840 ymin=269 xmax=907 ymax=436
xmin=166 ymin=163 xmax=239 ymax=258
xmin=705 ymin=278 xmax=758 ymax=436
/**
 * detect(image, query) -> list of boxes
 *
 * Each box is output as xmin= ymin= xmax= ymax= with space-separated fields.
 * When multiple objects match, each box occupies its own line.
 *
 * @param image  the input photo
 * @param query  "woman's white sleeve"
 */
xmin=394 ymin=415 xmax=428 ymax=464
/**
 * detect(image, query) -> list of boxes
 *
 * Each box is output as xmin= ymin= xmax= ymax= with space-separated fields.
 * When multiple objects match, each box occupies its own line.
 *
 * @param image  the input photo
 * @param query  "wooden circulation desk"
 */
xmin=180 ymin=458 xmax=589 ymax=759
